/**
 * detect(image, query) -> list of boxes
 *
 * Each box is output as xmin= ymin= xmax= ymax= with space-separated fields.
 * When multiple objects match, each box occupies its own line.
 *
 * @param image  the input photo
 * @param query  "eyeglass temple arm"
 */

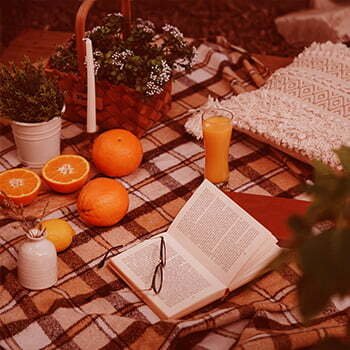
xmin=98 ymin=244 xmax=124 ymax=268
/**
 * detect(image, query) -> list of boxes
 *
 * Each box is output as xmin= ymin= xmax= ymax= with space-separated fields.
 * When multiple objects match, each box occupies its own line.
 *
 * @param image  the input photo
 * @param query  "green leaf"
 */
xmin=335 ymin=146 xmax=350 ymax=173
xmin=312 ymin=160 xmax=333 ymax=178
xmin=298 ymin=275 xmax=330 ymax=322
xmin=332 ymin=228 xmax=350 ymax=294
xmin=288 ymin=147 xmax=350 ymax=321
xmin=0 ymin=58 xmax=63 ymax=122
xmin=297 ymin=226 xmax=350 ymax=320
xmin=288 ymin=215 xmax=310 ymax=243
xmin=298 ymin=231 xmax=336 ymax=319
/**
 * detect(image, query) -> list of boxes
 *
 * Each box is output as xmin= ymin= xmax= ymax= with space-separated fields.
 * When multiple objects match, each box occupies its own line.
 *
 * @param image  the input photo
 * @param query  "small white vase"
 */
xmin=17 ymin=229 xmax=57 ymax=290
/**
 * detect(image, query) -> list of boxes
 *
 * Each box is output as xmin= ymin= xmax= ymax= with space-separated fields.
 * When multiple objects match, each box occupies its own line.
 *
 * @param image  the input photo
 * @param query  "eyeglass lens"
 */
xmin=151 ymin=236 xmax=166 ymax=294
xmin=160 ymin=236 xmax=166 ymax=267
xmin=152 ymin=262 xmax=163 ymax=294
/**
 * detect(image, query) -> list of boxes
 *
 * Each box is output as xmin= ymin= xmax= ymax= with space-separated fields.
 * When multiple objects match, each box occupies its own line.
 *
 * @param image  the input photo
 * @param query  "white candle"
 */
xmin=84 ymin=38 xmax=97 ymax=133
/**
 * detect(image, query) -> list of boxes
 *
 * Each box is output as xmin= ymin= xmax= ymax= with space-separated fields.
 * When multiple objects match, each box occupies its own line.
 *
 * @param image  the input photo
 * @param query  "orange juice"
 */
xmin=203 ymin=115 xmax=232 ymax=183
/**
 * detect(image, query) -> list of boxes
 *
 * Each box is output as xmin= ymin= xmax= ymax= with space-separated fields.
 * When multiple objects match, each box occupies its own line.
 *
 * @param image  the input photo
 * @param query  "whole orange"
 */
xmin=77 ymin=177 xmax=129 ymax=227
xmin=92 ymin=129 xmax=143 ymax=177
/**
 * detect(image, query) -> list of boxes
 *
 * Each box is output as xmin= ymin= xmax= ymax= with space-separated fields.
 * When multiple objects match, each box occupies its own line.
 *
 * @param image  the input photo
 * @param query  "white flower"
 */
xmin=162 ymin=24 xmax=184 ymax=41
xmin=111 ymin=49 xmax=134 ymax=70
xmin=107 ymin=12 xmax=123 ymax=18
xmin=145 ymin=80 xmax=163 ymax=96
xmin=94 ymin=50 xmax=103 ymax=58
xmin=145 ymin=60 xmax=171 ymax=96
xmin=173 ymin=47 xmax=197 ymax=72
xmin=136 ymin=19 xmax=155 ymax=35
xmin=92 ymin=50 xmax=103 ymax=75
xmin=90 ymin=26 xmax=102 ymax=35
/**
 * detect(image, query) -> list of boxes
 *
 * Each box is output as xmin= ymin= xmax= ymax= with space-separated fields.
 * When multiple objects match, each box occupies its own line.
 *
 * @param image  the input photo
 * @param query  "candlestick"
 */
xmin=84 ymin=38 xmax=97 ymax=133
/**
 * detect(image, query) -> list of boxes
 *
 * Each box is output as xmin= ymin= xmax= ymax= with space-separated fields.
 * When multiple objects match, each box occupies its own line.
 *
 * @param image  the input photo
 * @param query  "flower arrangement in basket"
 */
xmin=48 ymin=0 xmax=196 ymax=137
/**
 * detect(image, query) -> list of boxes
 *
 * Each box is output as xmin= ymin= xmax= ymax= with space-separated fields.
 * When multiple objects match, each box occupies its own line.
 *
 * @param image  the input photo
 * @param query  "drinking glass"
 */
xmin=202 ymin=109 xmax=233 ymax=184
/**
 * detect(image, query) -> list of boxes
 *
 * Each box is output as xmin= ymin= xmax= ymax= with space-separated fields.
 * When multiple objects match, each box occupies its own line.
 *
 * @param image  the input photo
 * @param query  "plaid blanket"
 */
xmin=0 ymin=43 xmax=348 ymax=350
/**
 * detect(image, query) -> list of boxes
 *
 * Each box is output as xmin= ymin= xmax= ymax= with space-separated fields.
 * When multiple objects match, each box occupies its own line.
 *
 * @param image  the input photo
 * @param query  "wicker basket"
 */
xmin=47 ymin=0 xmax=172 ymax=138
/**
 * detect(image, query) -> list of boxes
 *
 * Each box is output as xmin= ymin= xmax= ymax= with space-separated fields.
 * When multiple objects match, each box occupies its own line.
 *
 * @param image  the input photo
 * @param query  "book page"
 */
xmin=109 ymin=233 xmax=226 ymax=319
xmin=168 ymin=179 xmax=281 ymax=286
xmin=229 ymin=239 xmax=282 ymax=290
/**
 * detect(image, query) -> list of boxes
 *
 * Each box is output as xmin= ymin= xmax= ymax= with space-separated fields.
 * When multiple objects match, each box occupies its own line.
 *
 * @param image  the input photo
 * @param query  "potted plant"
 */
xmin=0 ymin=59 xmax=65 ymax=168
xmin=48 ymin=7 xmax=196 ymax=137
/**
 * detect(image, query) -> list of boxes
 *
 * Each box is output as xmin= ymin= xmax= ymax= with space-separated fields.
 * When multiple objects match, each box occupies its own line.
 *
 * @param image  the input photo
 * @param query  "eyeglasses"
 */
xmin=148 ymin=236 xmax=166 ymax=294
xmin=98 ymin=236 xmax=167 ymax=294
xmin=98 ymin=244 xmax=124 ymax=269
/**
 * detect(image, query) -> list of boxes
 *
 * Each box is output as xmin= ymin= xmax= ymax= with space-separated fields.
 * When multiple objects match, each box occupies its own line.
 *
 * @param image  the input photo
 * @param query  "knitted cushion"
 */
xmin=185 ymin=42 xmax=350 ymax=169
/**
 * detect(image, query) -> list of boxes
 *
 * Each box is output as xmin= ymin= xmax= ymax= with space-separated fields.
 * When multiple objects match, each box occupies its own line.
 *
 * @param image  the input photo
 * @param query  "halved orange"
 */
xmin=42 ymin=155 xmax=90 ymax=194
xmin=0 ymin=168 xmax=41 ymax=206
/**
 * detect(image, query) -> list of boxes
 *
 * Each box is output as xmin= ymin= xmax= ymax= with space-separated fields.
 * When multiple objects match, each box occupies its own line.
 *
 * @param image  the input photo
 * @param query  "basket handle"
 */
xmin=75 ymin=0 xmax=132 ymax=76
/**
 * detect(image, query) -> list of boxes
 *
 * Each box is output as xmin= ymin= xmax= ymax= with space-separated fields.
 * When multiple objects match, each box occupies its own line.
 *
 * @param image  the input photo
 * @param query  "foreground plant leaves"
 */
xmin=290 ymin=146 xmax=350 ymax=321
xmin=295 ymin=226 xmax=350 ymax=320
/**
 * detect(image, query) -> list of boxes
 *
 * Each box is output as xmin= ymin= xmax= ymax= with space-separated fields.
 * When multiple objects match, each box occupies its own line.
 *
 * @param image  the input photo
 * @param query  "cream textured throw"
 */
xmin=185 ymin=42 xmax=350 ymax=169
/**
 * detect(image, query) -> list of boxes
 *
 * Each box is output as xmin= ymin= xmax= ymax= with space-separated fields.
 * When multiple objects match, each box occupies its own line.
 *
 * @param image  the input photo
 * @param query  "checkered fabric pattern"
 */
xmin=0 ymin=43 xmax=348 ymax=350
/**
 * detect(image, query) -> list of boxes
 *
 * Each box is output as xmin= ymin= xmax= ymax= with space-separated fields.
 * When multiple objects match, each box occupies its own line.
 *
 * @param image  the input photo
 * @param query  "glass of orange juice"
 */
xmin=202 ymin=109 xmax=233 ymax=184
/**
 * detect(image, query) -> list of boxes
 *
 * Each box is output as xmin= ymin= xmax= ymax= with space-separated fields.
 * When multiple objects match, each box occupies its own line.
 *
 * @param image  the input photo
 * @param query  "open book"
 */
xmin=109 ymin=180 xmax=283 ymax=319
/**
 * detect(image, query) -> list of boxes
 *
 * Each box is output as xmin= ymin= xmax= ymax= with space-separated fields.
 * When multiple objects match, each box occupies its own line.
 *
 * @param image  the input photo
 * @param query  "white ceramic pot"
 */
xmin=11 ymin=106 xmax=65 ymax=168
xmin=11 ymin=117 xmax=61 ymax=168
xmin=17 ymin=229 xmax=57 ymax=290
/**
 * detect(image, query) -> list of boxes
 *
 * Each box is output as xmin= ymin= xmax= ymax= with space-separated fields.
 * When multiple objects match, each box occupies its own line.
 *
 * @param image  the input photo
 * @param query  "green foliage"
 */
xmin=0 ymin=59 xmax=64 ymax=123
xmin=289 ymin=146 xmax=350 ymax=321
xmin=49 ymin=13 xmax=195 ymax=96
